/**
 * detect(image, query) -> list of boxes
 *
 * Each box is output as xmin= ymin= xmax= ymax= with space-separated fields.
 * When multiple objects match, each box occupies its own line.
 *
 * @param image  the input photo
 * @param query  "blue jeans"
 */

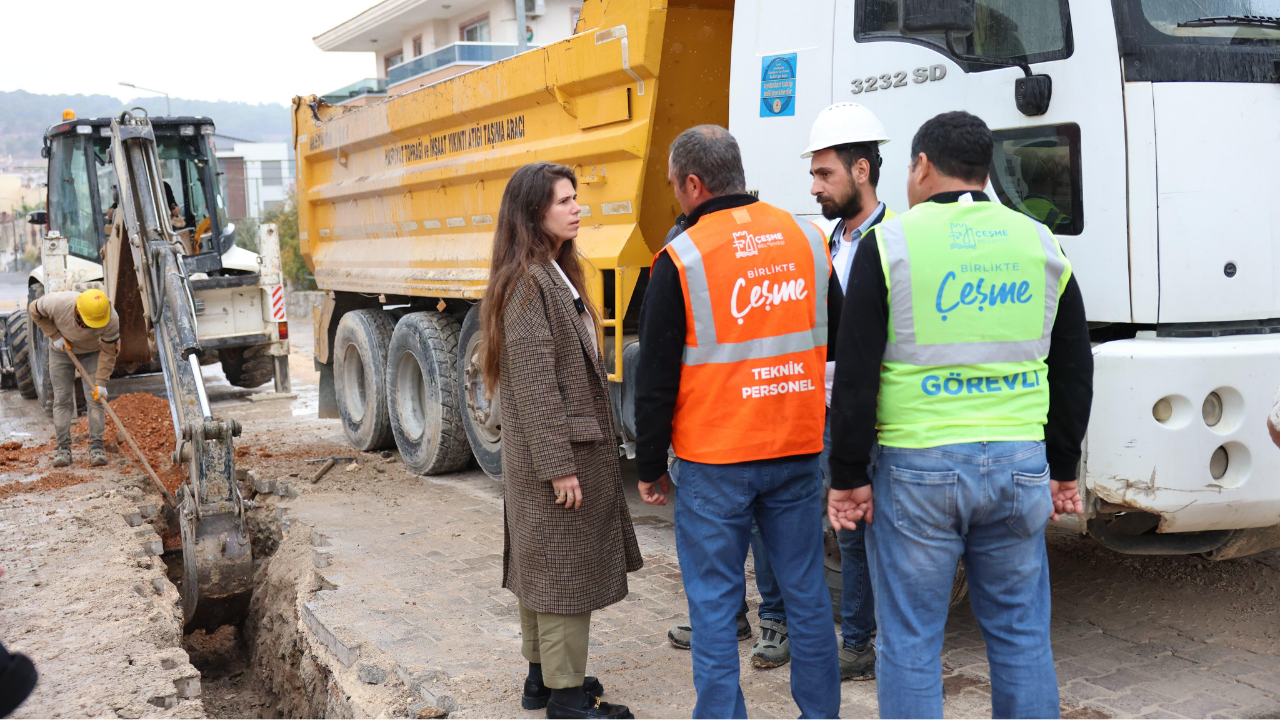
xmin=671 ymin=462 xmax=787 ymax=624
xmin=818 ymin=414 xmax=876 ymax=649
xmin=867 ymin=441 xmax=1059 ymax=719
xmin=673 ymin=456 xmax=841 ymax=719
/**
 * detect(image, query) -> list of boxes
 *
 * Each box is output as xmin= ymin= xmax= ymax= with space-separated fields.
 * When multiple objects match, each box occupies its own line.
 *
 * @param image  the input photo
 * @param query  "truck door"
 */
xmin=1114 ymin=2 xmax=1280 ymax=325
xmin=830 ymin=0 xmax=1133 ymax=323
xmin=729 ymin=0 xmax=838 ymax=217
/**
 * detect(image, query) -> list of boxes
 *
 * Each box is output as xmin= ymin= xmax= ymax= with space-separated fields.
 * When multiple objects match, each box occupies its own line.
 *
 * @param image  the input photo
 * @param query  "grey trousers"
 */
xmin=49 ymin=351 xmax=104 ymax=450
xmin=519 ymin=603 xmax=592 ymax=689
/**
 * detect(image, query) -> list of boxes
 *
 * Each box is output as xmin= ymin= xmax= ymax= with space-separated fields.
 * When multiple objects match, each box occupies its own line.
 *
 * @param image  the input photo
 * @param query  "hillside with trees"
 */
xmin=0 ymin=90 xmax=291 ymax=159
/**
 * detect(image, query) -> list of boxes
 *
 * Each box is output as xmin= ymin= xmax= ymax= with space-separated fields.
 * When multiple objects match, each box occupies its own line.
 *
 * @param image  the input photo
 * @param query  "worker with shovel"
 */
xmin=29 ymin=288 xmax=119 ymax=468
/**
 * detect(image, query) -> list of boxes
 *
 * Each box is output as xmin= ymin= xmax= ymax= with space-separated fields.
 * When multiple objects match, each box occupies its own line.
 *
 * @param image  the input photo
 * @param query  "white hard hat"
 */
xmin=801 ymin=102 xmax=890 ymax=158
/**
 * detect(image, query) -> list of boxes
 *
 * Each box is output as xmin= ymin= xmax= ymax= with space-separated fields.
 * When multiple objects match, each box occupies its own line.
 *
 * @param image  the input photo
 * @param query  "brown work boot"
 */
xmin=51 ymin=448 xmax=72 ymax=468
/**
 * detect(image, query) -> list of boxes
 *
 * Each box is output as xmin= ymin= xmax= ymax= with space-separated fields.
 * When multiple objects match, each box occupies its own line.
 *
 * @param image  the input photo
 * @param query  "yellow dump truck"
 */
xmin=294 ymin=0 xmax=732 ymax=478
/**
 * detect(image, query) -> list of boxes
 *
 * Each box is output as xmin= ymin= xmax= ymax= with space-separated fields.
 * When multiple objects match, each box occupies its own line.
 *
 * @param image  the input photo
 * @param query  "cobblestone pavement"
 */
xmin=261 ymin=425 xmax=1280 ymax=719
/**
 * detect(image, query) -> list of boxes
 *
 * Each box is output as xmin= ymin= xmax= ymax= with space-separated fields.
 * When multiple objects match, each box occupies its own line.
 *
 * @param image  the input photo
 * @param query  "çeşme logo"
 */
xmin=731 ymin=229 xmax=786 ymax=258
xmin=948 ymin=223 xmax=1010 ymax=250
xmin=760 ymin=53 xmax=797 ymax=118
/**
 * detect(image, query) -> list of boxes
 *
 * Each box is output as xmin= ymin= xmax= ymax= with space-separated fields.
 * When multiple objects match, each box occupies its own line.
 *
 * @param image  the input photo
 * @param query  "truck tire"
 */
xmin=386 ymin=311 xmax=472 ymax=475
xmin=220 ymin=344 xmax=276 ymax=388
xmin=334 ymin=309 xmax=396 ymax=451
xmin=8 ymin=310 xmax=36 ymax=399
xmin=27 ymin=283 xmax=53 ymax=412
xmin=457 ymin=304 xmax=502 ymax=479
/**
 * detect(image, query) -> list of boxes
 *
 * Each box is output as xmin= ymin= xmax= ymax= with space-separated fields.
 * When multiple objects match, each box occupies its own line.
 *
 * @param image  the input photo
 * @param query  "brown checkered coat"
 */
xmin=499 ymin=262 xmax=643 ymax=615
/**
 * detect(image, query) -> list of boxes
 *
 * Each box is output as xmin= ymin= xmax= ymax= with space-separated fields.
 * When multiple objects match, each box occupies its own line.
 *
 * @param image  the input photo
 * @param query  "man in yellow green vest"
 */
xmin=826 ymin=111 xmax=1094 ymax=718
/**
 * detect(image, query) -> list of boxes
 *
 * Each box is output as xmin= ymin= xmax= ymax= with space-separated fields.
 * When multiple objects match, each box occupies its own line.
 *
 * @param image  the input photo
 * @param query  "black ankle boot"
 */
xmin=522 ymin=674 xmax=605 ymax=710
xmin=545 ymin=685 xmax=633 ymax=719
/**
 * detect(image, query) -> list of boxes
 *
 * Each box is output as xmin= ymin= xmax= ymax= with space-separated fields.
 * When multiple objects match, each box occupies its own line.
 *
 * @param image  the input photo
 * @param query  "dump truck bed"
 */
xmin=294 ymin=0 xmax=734 ymax=375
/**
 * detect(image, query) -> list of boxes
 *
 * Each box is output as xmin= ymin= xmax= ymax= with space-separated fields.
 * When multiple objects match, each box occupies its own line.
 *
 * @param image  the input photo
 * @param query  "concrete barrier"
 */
xmin=287 ymin=290 xmax=325 ymax=322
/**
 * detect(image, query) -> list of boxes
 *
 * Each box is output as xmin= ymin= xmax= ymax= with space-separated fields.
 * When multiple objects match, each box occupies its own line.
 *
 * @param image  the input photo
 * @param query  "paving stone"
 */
xmin=1164 ymin=692 xmax=1241 ymax=717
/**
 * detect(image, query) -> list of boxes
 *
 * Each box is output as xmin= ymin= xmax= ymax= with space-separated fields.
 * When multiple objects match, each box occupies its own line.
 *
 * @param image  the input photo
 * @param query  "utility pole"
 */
xmin=119 ymin=82 xmax=171 ymax=116
xmin=516 ymin=0 xmax=528 ymax=53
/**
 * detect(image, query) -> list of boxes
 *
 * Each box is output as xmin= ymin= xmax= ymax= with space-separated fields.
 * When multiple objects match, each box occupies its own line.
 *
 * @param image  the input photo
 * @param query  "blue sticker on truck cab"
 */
xmin=760 ymin=54 xmax=797 ymax=117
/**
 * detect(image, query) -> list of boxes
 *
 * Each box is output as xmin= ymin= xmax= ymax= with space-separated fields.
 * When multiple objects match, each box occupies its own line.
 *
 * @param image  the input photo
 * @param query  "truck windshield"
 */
xmin=48 ymin=135 xmax=100 ymax=262
xmin=1136 ymin=1 xmax=1280 ymax=43
xmin=1119 ymin=0 xmax=1280 ymax=81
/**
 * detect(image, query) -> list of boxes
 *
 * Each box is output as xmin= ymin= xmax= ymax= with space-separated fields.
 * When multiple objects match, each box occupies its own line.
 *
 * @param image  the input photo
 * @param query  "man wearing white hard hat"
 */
xmin=804 ymin=102 xmax=895 ymax=682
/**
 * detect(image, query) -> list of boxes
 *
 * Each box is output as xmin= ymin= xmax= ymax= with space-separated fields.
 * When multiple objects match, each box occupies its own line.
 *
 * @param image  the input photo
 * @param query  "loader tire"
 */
xmin=27 ymin=283 xmax=53 ymax=412
xmin=221 ymin=344 xmax=276 ymax=389
xmin=334 ymin=309 xmax=396 ymax=451
xmin=457 ymin=304 xmax=502 ymax=480
xmin=8 ymin=310 xmax=36 ymax=399
xmin=386 ymin=311 xmax=472 ymax=475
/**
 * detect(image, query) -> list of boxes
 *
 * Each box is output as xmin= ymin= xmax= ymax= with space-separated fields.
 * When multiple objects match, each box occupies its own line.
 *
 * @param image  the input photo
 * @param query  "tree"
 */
xmin=260 ymin=191 xmax=315 ymax=290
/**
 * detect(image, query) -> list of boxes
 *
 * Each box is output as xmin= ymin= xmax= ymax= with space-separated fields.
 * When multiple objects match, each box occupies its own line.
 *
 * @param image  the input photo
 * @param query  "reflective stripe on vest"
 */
xmin=663 ymin=202 xmax=829 ymax=465
xmin=880 ymin=216 xmax=1065 ymax=366
xmin=667 ymin=213 xmax=829 ymax=366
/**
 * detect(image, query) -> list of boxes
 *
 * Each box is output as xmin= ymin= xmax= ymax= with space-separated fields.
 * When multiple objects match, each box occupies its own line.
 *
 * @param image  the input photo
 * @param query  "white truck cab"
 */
xmin=731 ymin=0 xmax=1280 ymax=555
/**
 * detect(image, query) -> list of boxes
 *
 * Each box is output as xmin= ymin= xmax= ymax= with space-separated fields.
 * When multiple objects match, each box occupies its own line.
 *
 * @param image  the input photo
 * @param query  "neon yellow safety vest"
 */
xmin=872 ymin=197 xmax=1072 ymax=448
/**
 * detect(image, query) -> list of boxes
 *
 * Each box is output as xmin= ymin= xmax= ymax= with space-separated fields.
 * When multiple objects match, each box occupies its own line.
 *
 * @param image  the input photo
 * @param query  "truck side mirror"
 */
xmin=27 ymin=210 xmax=46 ymax=226
xmin=900 ymin=0 xmax=975 ymax=33
xmin=40 ymin=146 xmax=50 ymax=160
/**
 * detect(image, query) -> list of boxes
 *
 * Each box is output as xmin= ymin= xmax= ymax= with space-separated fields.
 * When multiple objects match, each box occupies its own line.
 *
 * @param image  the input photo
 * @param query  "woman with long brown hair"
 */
xmin=481 ymin=162 xmax=642 ymax=720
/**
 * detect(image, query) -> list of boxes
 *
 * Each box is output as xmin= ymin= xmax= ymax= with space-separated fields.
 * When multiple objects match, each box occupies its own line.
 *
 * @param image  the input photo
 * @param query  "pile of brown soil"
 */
xmin=73 ymin=392 xmax=186 ymax=495
xmin=0 ymin=440 xmax=45 ymax=468
xmin=0 ymin=470 xmax=88 ymax=500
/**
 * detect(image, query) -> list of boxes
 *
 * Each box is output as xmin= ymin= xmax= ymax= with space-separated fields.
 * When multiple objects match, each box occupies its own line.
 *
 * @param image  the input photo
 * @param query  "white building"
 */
xmin=315 ymin=0 xmax=583 ymax=105
xmin=212 ymin=133 xmax=293 ymax=221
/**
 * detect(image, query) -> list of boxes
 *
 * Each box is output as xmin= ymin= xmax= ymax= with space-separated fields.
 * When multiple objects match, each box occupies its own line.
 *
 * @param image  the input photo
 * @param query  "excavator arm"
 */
xmin=108 ymin=110 xmax=252 ymax=628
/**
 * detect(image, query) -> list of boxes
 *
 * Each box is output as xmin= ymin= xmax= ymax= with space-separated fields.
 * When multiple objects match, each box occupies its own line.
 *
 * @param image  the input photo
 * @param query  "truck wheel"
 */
xmin=457 ymin=305 xmax=502 ymax=479
xmin=334 ymin=309 xmax=396 ymax=451
xmin=220 ymin=344 xmax=276 ymax=388
xmin=27 ymin=283 xmax=53 ymax=412
xmin=8 ymin=310 xmax=36 ymax=399
xmin=386 ymin=311 xmax=472 ymax=475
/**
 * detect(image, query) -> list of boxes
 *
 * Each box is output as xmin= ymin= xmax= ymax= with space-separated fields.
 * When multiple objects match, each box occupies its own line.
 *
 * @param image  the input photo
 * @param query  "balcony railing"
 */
xmin=321 ymin=78 xmax=388 ymax=105
xmin=387 ymin=42 xmax=538 ymax=85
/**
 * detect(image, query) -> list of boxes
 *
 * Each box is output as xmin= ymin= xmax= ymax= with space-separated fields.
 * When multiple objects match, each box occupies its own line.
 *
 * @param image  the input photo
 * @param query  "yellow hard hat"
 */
xmin=76 ymin=289 xmax=111 ymax=328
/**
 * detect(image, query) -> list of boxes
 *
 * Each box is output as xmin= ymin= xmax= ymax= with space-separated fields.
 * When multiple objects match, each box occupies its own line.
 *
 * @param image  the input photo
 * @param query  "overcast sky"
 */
xmin=0 ymin=1 xmax=375 ymax=106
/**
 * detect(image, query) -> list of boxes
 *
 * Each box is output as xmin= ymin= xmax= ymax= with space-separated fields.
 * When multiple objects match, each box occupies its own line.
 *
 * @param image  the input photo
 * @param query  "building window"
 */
xmin=571 ymin=6 xmax=582 ymax=33
xmin=261 ymin=161 xmax=284 ymax=187
xmin=462 ymin=16 xmax=491 ymax=42
xmin=989 ymin=123 xmax=1083 ymax=236
xmin=412 ymin=35 xmax=423 ymax=57
xmin=384 ymin=51 xmax=404 ymax=74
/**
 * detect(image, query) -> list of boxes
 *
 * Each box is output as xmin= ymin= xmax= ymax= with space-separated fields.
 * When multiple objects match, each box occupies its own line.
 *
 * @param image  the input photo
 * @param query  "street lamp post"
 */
xmin=119 ymin=82 xmax=171 ymax=116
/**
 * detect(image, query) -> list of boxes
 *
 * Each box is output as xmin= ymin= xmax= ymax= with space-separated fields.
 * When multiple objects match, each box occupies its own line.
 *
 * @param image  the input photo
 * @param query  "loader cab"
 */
xmin=43 ymin=117 xmax=231 ymax=266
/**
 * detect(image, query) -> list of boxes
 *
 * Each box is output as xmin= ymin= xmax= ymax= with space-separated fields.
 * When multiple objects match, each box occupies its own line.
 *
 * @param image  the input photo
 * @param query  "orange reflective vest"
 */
xmin=661 ymin=201 xmax=830 ymax=465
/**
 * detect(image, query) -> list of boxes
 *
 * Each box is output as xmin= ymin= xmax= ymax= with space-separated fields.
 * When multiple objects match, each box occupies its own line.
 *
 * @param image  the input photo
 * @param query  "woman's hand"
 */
xmin=552 ymin=474 xmax=582 ymax=510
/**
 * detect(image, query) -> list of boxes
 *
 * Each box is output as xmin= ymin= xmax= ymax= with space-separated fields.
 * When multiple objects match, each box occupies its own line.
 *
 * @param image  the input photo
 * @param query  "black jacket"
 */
xmin=827 ymin=203 xmax=888 ymax=361
xmin=827 ymin=191 xmax=1094 ymax=490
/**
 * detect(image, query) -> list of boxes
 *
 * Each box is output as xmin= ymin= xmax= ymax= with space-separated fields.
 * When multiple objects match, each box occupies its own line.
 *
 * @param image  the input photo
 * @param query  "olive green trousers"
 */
xmin=519 ymin=604 xmax=592 ymax=689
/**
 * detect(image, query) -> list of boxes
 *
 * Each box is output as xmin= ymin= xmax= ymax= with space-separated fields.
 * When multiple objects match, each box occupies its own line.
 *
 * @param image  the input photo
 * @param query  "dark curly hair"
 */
xmin=910 ymin=111 xmax=993 ymax=185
